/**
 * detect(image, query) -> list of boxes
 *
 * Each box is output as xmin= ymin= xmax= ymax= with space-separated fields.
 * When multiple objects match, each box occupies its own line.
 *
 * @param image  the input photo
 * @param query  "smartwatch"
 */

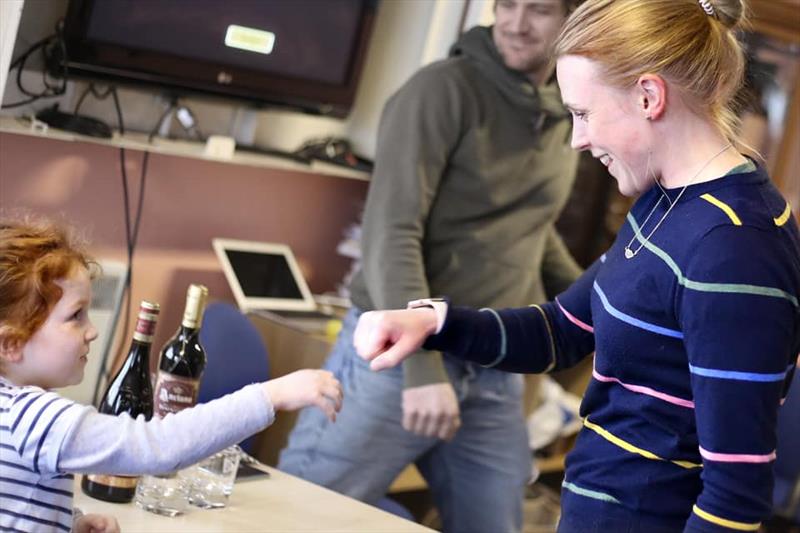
xmin=407 ymin=297 xmax=449 ymax=334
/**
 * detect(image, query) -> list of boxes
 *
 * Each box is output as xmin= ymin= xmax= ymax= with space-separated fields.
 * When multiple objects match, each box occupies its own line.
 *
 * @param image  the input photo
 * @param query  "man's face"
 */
xmin=492 ymin=0 xmax=567 ymax=76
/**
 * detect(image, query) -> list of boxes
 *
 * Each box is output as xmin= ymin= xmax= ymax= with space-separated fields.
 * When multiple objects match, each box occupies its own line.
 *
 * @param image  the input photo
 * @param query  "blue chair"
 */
xmin=774 ymin=364 xmax=800 ymax=524
xmin=375 ymin=496 xmax=415 ymax=522
xmin=198 ymin=302 xmax=270 ymax=454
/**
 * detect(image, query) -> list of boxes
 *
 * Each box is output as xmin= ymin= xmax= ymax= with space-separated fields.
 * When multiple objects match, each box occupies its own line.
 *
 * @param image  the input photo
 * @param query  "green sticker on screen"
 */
xmin=224 ymin=25 xmax=275 ymax=55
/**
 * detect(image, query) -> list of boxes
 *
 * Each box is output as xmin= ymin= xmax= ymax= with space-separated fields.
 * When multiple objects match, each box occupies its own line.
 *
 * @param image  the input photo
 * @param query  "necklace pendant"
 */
xmin=624 ymin=247 xmax=635 ymax=259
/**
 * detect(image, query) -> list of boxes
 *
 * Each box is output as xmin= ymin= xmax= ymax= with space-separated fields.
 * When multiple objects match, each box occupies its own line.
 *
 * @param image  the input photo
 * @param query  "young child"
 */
xmin=0 ymin=217 xmax=343 ymax=533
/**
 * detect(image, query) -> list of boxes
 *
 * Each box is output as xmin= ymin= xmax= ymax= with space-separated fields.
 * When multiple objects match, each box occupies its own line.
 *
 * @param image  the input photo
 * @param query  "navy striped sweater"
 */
xmin=426 ymin=165 xmax=800 ymax=532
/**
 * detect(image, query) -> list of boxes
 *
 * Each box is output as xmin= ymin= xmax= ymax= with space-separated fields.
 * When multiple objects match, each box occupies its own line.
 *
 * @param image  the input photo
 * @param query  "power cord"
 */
xmin=91 ymin=87 xmax=152 ymax=405
xmin=1 ymin=20 xmax=68 ymax=109
xmin=74 ymin=83 xmax=114 ymax=115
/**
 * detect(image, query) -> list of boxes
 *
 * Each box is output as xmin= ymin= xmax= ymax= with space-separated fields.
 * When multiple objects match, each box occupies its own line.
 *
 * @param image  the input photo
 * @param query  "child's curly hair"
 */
xmin=0 ymin=216 xmax=96 ymax=350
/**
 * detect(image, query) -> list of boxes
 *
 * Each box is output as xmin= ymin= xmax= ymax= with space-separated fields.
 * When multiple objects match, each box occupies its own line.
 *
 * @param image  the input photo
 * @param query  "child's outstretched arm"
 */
xmin=24 ymin=371 xmax=343 ymax=476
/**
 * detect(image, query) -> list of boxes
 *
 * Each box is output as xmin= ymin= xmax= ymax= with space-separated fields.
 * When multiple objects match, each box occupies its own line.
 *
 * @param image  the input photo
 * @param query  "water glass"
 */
xmin=185 ymin=445 xmax=242 ymax=509
xmin=134 ymin=472 xmax=190 ymax=517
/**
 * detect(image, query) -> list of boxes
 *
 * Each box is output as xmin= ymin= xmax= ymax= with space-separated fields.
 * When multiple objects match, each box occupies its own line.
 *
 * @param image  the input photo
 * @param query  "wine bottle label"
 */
xmin=154 ymin=371 xmax=200 ymax=417
xmin=133 ymin=301 xmax=160 ymax=343
xmin=86 ymin=474 xmax=138 ymax=488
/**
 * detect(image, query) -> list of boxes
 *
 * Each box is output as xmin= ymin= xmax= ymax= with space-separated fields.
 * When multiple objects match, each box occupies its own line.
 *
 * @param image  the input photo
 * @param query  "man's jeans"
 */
xmin=279 ymin=308 xmax=531 ymax=533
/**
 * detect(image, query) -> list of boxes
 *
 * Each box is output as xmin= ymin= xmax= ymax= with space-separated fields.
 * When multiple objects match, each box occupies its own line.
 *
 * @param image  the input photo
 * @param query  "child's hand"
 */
xmin=263 ymin=370 xmax=343 ymax=421
xmin=74 ymin=513 xmax=120 ymax=533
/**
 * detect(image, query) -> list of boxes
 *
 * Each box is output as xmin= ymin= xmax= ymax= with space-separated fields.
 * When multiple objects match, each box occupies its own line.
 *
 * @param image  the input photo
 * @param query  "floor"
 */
xmin=392 ymin=482 xmax=561 ymax=532
xmin=522 ymin=483 xmax=561 ymax=533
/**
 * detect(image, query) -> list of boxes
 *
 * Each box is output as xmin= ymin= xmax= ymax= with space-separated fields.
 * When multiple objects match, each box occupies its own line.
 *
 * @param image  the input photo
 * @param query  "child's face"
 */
xmin=20 ymin=266 xmax=98 ymax=389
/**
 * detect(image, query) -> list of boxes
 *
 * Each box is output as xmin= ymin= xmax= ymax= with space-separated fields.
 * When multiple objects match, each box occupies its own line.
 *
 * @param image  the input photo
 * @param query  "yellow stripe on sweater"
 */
xmin=583 ymin=418 xmax=702 ymax=469
xmin=774 ymin=202 xmax=791 ymax=227
xmin=700 ymin=194 xmax=742 ymax=225
xmin=692 ymin=505 xmax=760 ymax=531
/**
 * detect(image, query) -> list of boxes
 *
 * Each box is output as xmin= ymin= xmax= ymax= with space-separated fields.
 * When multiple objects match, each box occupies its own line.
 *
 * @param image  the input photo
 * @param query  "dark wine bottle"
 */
xmin=153 ymin=284 xmax=208 ymax=417
xmin=81 ymin=300 xmax=160 ymax=503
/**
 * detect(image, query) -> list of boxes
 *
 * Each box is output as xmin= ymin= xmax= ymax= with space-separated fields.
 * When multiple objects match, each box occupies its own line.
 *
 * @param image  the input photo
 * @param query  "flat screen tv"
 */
xmin=62 ymin=0 xmax=378 ymax=117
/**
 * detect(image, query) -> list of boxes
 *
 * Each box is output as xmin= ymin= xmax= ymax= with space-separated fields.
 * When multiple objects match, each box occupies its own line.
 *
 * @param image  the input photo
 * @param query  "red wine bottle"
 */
xmin=153 ymin=284 xmax=208 ymax=416
xmin=82 ymin=300 xmax=160 ymax=503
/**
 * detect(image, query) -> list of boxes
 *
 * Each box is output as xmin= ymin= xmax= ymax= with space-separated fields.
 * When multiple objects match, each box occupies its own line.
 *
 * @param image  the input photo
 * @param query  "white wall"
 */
xmin=0 ymin=0 xmax=25 ymax=105
xmin=1 ymin=0 xmax=476 ymax=160
xmin=463 ymin=0 xmax=497 ymax=30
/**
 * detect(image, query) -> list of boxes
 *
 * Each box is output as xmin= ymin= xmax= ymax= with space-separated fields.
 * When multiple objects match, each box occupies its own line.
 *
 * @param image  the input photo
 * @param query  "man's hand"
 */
xmin=74 ymin=513 xmax=120 ymax=533
xmin=354 ymin=309 xmax=439 ymax=371
xmin=402 ymin=383 xmax=461 ymax=440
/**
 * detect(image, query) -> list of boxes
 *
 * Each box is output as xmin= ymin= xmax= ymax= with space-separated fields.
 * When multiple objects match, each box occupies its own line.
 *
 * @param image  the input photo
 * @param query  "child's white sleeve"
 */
xmin=3 ymin=388 xmax=93 ymax=476
xmin=58 ymin=383 xmax=274 ymax=474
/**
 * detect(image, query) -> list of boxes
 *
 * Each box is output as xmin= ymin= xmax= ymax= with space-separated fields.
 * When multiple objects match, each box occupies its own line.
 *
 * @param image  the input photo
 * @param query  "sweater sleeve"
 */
xmin=359 ymin=66 xmax=466 ymax=388
xmin=2 ymin=388 xmax=93 ymax=476
xmin=57 ymin=384 xmax=274 ymax=475
xmin=679 ymin=226 xmax=799 ymax=533
xmin=424 ymin=258 xmax=599 ymax=373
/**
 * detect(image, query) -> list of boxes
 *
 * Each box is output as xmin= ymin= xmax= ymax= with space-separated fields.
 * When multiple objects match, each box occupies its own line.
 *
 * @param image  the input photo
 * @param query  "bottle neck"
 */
xmin=176 ymin=323 xmax=200 ymax=338
xmin=124 ymin=339 xmax=152 ymax=367
xmin=132 ymin=311 xmax=158 ymax=343
xmin=180 ymin=317 xmax=201 ymax=330
xmin=181 ymin=284 xmax=207 ymax=329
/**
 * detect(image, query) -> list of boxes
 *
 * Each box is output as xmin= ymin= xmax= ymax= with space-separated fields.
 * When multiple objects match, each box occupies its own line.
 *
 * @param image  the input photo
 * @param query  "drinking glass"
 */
xmin=185 ymin=445 xmax=242 ymax=509
xmin=134 ymin=472 xmax=190 ymax=517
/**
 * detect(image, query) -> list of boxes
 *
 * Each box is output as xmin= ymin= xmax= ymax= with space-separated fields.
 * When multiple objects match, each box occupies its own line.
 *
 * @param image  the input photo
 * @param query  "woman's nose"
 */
xmin=570 ymin=120 xmax=589 ymax=151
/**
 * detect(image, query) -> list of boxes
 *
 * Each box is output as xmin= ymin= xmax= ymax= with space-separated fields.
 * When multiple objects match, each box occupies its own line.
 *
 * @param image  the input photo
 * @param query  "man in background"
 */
xmin=279 ymin=1 xmax=583 ymax=531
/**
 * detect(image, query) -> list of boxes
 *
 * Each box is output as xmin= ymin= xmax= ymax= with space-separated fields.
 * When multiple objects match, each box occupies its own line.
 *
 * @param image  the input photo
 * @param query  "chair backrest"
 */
xmin=199 ymin=302 xmax=270 ymax=453
xmin=375 ymin=497 xmax=415 ymax=522
xmin=774 ymin=364 xmax=800 ymax=523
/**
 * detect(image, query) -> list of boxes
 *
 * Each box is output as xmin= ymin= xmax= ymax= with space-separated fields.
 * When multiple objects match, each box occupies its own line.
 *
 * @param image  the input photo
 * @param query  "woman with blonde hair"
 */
xmin=352 ymin=0 xmax=800 ymax=531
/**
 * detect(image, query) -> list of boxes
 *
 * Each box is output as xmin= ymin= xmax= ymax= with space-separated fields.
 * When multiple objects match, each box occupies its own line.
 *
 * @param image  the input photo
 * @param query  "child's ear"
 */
xmin=0 ymin=335 xmax=23 ymax=364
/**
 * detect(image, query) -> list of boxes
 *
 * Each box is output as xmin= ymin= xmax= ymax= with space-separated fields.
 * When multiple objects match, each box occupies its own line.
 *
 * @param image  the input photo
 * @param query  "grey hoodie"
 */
xmin=348 ymin=26 xmax=581 ymax=386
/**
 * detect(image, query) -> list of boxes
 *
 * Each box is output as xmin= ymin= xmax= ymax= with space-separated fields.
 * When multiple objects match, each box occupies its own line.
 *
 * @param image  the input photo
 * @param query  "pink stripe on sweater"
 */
xmin=699 ymin=446 xmax=776 ymax=464
xmin=592 ymin=368 xmax=695 ymax=408
xmin=556 ymin=299 xmax=594 ymax=333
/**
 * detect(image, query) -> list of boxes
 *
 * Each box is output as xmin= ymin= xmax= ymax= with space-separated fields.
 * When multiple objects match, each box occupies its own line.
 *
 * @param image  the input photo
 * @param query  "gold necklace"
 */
xmin=624 ymin=143 xmax=732 ymax=259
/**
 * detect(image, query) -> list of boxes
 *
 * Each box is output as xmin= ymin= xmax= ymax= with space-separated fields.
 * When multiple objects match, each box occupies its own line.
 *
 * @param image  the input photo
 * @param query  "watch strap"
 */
xmin=407 ymin=297 xmax=448 ymax=335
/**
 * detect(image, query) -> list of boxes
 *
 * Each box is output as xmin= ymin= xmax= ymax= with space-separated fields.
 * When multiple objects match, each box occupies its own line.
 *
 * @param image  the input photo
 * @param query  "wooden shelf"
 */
xmin=0 ymin=115 xmax=370 ymax=181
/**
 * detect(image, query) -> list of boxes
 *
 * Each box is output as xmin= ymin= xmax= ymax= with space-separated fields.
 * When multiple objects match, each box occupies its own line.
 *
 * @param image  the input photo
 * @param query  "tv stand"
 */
xmin=0 ymin=115 xmax=369 ymax=181
xmin=151 ymin=97 xmax=203 ymax=142
xmin=235 ymin=143 xmax=310 ymax=165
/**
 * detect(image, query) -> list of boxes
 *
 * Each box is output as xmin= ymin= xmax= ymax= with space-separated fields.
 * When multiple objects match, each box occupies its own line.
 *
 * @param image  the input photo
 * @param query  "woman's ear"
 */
xmin=637 ymin=73 xmax=667 ymax=121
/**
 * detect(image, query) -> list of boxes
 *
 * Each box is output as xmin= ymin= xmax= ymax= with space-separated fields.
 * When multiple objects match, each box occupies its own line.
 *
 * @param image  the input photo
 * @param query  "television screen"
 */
xmin=62 ymin=0 xmax=377 ymax=117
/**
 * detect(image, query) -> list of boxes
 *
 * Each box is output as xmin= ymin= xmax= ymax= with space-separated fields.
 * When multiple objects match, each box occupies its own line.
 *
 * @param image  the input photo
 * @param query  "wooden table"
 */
xmin=74 ymin=468 xmax=433 ymax=532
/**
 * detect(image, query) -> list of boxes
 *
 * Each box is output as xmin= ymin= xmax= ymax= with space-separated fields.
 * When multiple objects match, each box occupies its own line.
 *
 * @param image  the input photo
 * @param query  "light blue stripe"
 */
xmin=689 ymin=363 xmax=791 ymax=382
xmin=562 ymin=480 xmax=621 ymax=504
xmin=593 ymin=281 xmax=684 ymax=339
xmin=627 ymin=213 xmax=798 ymax=308
xmin=479 ymin=308 xmax=507 ymax=368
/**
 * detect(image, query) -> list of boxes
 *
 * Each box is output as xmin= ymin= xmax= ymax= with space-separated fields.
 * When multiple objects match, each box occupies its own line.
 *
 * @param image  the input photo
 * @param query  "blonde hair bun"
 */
xmin=710 ymin=0 xmax=746 ymax=30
